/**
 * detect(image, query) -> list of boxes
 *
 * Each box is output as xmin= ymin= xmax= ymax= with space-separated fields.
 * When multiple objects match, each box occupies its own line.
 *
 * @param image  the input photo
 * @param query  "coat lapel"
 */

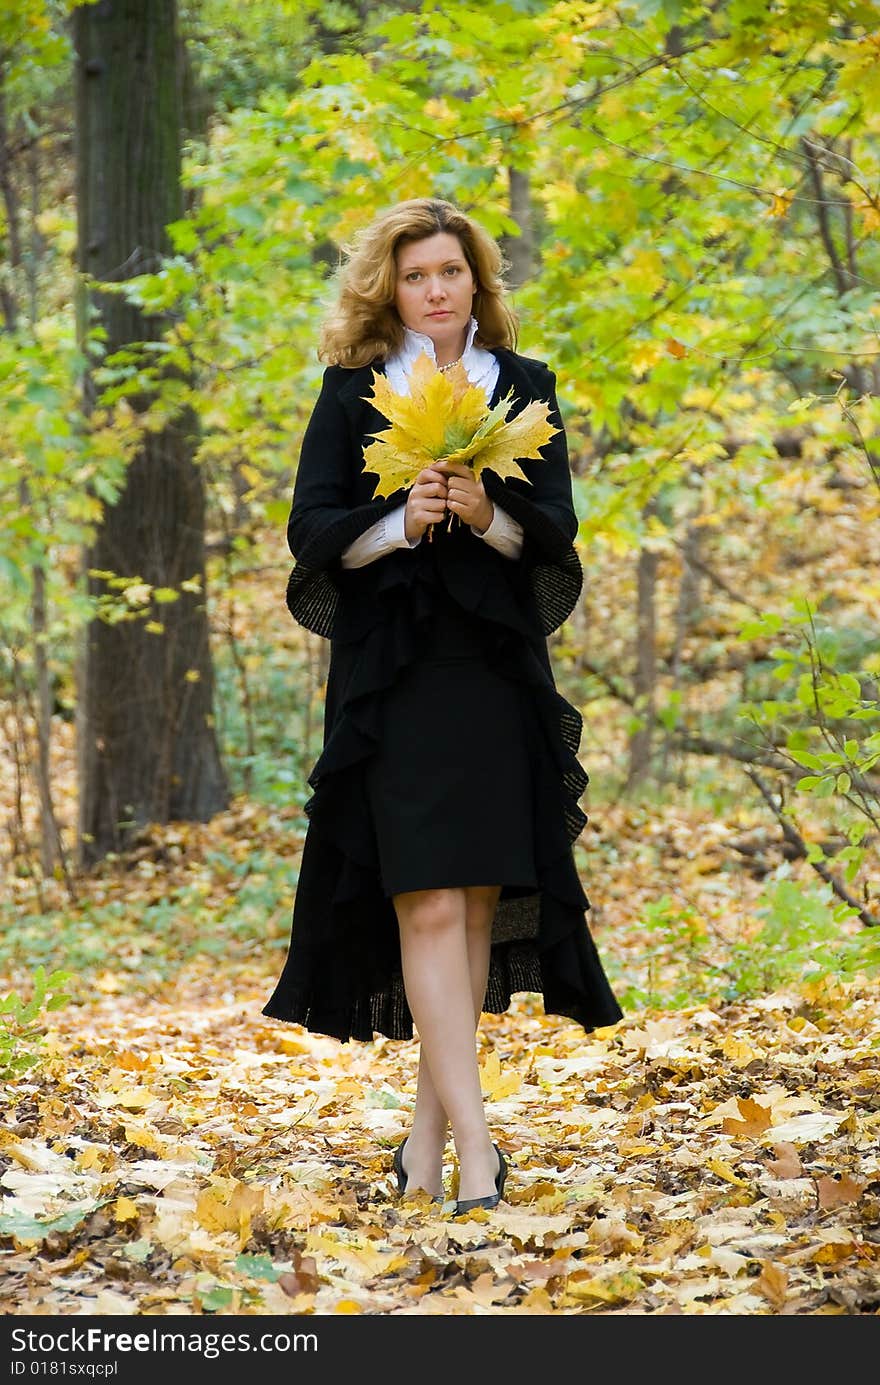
xmin=489 ymin=348 xmax=548 ymax=414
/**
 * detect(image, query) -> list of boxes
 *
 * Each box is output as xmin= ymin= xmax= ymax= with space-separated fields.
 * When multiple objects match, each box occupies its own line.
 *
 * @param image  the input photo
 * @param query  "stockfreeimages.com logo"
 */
xmin=10 ymin=1328 xmax=318 ymax=1363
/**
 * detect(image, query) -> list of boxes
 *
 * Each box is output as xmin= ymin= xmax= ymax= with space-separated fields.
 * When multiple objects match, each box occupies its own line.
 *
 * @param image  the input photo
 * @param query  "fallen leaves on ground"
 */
xmin=1 ymin=965 xmax=878 ymax=1316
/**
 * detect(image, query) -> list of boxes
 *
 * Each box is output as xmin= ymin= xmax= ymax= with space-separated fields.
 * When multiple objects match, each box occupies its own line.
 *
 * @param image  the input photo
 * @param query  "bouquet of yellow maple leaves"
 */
xmin=361 ymin=352 xmax=559 ymax=540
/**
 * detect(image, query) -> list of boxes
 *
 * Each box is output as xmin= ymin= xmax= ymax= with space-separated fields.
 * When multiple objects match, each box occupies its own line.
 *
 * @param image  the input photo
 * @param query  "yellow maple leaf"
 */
xmin=722 ymin=1096 xmax=774 ymax=1137
xmin=720 ymin=1035 xmax=759 ymax=1067
xmin=465 ymin=397 xmax=558 ymax=482
xmin=706 ymin=1157 xmax=751 ymax=1187
xmin=479 ymin=1049 xmax=523 ymax=1100
xmin=123 ymin=1123 xmax=167 ymax=1155
xmin=367 ymin=359 xmax=449 ymax=457
xmin=113 ymin=1197 xmax=140 ymax=1224
xmin=564 ymin=1269 xmax=645 ymax=1304
xmin=109 ymin=1086 xmax=154 ymax=1111
xmin=195 ymin=1180 xmax=264 ymax=1248
xmin=361 ymin=352 xmax=558 ymax=498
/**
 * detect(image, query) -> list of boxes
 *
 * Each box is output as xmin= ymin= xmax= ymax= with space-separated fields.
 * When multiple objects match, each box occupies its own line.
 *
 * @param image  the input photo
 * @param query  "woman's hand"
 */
xmin=438 ymin=463 xmax=494 ymax=534
xmin=404 ymin=466 xmax=450 ymax=542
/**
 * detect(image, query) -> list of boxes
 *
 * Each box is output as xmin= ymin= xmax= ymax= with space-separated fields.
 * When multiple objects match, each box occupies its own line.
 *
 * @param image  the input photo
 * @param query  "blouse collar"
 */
xmin=384 ymin=315 xmax=499 ymax=400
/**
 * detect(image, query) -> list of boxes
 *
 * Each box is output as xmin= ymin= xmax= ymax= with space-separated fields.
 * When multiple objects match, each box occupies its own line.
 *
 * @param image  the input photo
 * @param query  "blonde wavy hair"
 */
xmin=318 ymin=198 xmax=519 ymax=368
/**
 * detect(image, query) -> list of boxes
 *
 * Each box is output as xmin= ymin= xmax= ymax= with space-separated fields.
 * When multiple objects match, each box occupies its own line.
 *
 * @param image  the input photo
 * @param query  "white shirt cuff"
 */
xmin=340 ymin=502 xmax=420 ymax=568
xmin=385 ymin=503 xmax=422 ymax=550
xmin=470 ymin=502 xmax=524 ymax=560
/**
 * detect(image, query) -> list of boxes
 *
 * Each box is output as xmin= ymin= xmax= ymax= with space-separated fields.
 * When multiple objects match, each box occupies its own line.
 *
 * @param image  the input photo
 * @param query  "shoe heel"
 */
xmin=392 ymin=1136 xmax=444 ymax=1203
xmin=392 ymin=1137 xmax=408 ymax=1195
xmin=455 ymin=1142 xmax=508 ymax=1215
xmin=493 ymin=1143 xmax=508 ymax=1200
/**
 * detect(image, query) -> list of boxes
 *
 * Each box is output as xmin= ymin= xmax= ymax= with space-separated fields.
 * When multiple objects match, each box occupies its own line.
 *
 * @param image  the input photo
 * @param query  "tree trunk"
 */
xmin=0 ymin=62 xmax=21 ymax=331
xmin=501 ymin=167 xmax=537 ymax=289
xmin=1 ymin=58 xmax=69 ymax=883
xmin=627 ymin=504 xmax=659 ymax=789
xmin=659 ymin=510 xmax=704 ymax=783
xmin=73 ymin=0 xmax=227 ymax=867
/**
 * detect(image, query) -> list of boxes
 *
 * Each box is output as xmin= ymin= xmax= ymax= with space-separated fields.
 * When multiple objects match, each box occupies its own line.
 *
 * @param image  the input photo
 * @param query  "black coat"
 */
xmin=262 ymin=345 xmax=623 ymax=1042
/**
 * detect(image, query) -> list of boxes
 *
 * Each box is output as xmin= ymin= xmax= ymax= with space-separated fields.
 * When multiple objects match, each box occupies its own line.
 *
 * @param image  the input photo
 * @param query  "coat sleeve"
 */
xmin=479 ymin=363 xmax=583 ymax=634
xmin=287 ymin=367 xmax=406 ymax=569
xmin=480 ymin=365 xmax=577 ymax=557
xmin=284 ymin=367 xmax=408 ymax=638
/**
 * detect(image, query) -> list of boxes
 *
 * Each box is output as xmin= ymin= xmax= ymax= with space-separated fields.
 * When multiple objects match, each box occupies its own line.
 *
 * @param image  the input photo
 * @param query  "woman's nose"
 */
xmin=426 ymin=277 xmax=447 ymax=298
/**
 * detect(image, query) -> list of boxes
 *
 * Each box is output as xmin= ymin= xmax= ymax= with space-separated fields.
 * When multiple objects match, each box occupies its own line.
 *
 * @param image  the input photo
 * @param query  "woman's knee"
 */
xmin=466 ymin=885 xmax=501 ymax=905
xmin=464 ymin=884 xmax=501 ymax=932
xmin=394 ymin=886 xmax=464 ymax=936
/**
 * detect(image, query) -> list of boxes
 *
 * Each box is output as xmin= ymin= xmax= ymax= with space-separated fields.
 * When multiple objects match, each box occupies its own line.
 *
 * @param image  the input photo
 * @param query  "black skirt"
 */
xmin=365 ymin=591 xmax=538 ymax=897
xmin=262 ymin=519 xmax=624 ymax=1042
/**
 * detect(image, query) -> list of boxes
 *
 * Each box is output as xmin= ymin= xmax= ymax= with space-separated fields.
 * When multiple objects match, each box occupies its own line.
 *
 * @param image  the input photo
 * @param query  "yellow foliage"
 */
xmin=113 ymin=1197 xmax=140 ymax=1224
xmin=541 ymin=180 xmax=580 ymax=222
xmin=626 ymin=250 xmax=666 ymax=295
xmin=479 ymin=1049 xmax=523 ymax=1100
xmin=361 ymin=352 xmax=558 ymax=497
xmin=631 ymin=340 xmax=665 ymax=376
xmin=110 ymin=1086 xmax=154 ymax=1112
xmin=706 ymin=1157 xmax=751 ymax=1186
xmin=720 ymin=1035 xmax=759 ymax=1067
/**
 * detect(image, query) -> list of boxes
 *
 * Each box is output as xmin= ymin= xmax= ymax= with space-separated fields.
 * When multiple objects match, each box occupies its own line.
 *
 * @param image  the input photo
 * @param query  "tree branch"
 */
xmin=745 ymin=768 xmax=878 ymax=927
xmin=800 ymin=135 xmax=849 ymax=296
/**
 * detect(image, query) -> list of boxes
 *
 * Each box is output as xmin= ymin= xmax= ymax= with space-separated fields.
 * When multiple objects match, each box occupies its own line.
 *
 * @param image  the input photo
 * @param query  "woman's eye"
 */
xmin=444 ymin=266 xmax=459 ymax=275
xmin=406 ymin=271 xmax=421 ymax=282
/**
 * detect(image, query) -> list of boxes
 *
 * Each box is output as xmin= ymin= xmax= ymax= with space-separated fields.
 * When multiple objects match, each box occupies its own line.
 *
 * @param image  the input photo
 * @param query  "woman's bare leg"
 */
xmin=394 ymin=885 xmax=503 ymax=1201
xmin=404 ymin=885 xmax=500 ymax=1190
xmin=463 ymin=884 xmax=500 ymax=1020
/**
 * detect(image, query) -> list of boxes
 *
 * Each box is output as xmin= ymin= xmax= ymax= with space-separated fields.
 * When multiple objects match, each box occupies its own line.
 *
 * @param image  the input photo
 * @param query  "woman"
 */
xmin=262 ymin=197 xmax=623 ymax=1212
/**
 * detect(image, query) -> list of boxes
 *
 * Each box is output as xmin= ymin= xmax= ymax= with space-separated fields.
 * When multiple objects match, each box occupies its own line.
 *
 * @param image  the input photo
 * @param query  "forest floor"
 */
xmin=2 ymin=796 xmax=879 ymax=1317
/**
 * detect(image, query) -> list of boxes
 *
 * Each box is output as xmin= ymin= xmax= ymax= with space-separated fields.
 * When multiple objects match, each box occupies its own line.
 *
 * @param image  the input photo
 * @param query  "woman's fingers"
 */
xmin=409 ymin=464 xmax=484 ymax=530
xmin=436 ymin=462 xmax=476 ymax=481
xmin=448 ymin=476 xmax=483 ymax=505
xmin=413 ymin=468 xmax=449 ymax=500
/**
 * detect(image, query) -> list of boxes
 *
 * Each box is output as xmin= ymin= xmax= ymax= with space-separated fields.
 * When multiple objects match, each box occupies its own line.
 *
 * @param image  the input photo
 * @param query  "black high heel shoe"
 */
xmin=392 ymin=1137 xmax=409 ymax=1195
xmin=455 ymin=1143 xmax=508 ymax=1215
xmin=392 ymin=1137 xmax=443 ymax=1203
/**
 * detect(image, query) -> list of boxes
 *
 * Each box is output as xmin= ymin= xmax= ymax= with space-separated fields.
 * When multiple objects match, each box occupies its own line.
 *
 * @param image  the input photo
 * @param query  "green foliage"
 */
xmin=611 ymin=892 xmax=714 ymax=1012
xmin=736 ymin=873 xmax=874 ymax=995
xmin=2 ymin=0 xmax=878 ymax=994
xmin=0 ymin=965 xmax=71 ymax=1083
xmin=737 ymin=599 xmax=879 ymax=890
xmin=613 ymin=868 xmax=878 ymax=1013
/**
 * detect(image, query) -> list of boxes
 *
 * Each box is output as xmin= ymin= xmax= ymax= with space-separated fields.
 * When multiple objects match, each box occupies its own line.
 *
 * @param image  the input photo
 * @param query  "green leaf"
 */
xmin=0 ymin=1204 xmax=104 ymax=1243
xmin=788 ymin=749 xmax=827 ymax=770
xmin=200 ymin=1284 xmax=235 ymax=1311
xmin=235 ymin=1253 xmax=280 ymax=1282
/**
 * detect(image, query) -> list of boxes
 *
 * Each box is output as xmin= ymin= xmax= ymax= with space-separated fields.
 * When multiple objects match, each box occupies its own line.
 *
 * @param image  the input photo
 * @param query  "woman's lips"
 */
xmin=427 ymin=311 xmax=452 ymax=317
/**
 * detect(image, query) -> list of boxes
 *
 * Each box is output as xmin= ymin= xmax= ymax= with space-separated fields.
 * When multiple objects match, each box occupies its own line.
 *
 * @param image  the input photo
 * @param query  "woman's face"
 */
xmin=393 ymin=231 xmax=476 ymax=363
